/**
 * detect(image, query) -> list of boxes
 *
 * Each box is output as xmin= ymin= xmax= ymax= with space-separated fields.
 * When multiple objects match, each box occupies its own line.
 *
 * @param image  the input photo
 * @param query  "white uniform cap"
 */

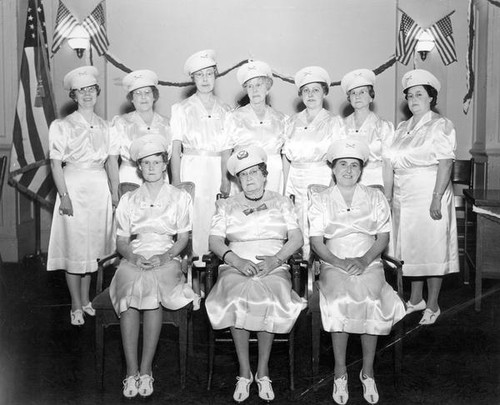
xmin=294 ymin=66 xmax=331 ymax=89
xmin=341 ymin=68 xmax=376 ymax=94
xmin=122 ymin=69 xmax=159 ymax=93
xmin=227 ymin=145 xmax=268 ymax=176
xmin=129 ymin=134 xmax=169 ymax=162
xmin=402 ymin=69 xmax=441 ymax=93
xmin=236 ymin=60 xmax=273 ymax=86
xmin=326 ymin=138 xmax=370 ymax=164
xmin=63 ymin=66 xmax=98 ymax=90
xmin=183 ymin=49 xmax=217 ymax=76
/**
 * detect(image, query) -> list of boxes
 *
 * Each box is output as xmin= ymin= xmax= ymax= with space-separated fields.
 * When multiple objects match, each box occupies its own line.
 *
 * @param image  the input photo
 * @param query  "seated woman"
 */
xmin=109 ymin=134 xmax=200 ymax=399
xmin=205 ymin=145 xmax=306 ymax=403
xmin=309 ymin=138 xmax=405 ymax=405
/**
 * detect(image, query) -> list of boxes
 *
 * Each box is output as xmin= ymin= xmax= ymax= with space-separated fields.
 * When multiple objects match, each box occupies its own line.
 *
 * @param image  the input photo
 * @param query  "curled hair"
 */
xmin=330 ymin=158 xmax=364 ymax=184
xmin=404 ymin=84 xmax=438 ymax=108
xmin=69 ymin=84 xmax=101 ymax=102
xmin=298 ymin=82 xmax=329 ymax=97
xmin=346 ymin=85 xmax=375 ymax=103
xmin=237 ymin=162 xmax=268 ymax=178
xmin=126 ymin=86 xmax=160 ymax=103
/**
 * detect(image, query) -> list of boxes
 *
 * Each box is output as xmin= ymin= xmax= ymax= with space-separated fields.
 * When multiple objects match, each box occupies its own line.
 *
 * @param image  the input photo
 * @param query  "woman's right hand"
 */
xmin=134 ymin=255 xmax=155 ymax=271
xmin=233 ymin=256 xmax=260 ymax=277
xmin=58 ymin=195 xmax=73 ymax=216
xmin=339 ymin=257 xmax=367 ymax=276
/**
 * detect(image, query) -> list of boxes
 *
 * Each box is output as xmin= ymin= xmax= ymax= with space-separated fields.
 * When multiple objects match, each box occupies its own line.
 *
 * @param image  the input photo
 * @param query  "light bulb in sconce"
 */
xmin=416 ymin=30 xmax=435 ymax=61
xmin=67 ymin=25 xmax=90 ymax=58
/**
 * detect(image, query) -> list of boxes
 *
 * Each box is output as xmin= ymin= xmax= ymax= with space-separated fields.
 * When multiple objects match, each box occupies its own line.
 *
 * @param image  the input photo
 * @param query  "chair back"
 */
xmin=0 ymin=156 xmax=7 ymax=202
xmin=452 ymin=159 xmax=474 ymax=209
xmin=119 ymin=182 xmax=139 ymax=197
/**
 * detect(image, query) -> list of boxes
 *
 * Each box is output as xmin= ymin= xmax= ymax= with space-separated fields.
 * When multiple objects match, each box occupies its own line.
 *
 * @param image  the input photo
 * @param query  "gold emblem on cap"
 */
xmin=237 ymin=150 xmax=249 ymax=160
xmin=346 ymin=143 xmax=356 ymax=149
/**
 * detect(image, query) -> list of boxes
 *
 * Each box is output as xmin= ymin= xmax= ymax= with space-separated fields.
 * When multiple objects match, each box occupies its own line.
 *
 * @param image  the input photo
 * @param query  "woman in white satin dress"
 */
xmin=340 ymin=69 xmax=394 ymax=189
xmin=110 ymin=135 xmax=200 ymax=398
xmin=47 ymin=67 xmax=117 ymax=326
xmin=206 ymin=146 xmax=305 ymax=403
xmin=309 ymin=138 xmax=405 ymax=405
xmin=170 ymin=50 xmax=231 ymax=261
xmin=224 ymin=60 xmax=287 ymax=193
xmin=282 ymin=66 xmax=344 ymax=257
xmin=384 ymin=69 xmax=459 ymax=325
xmin=110 ymin=70 xmax=171 ymax=193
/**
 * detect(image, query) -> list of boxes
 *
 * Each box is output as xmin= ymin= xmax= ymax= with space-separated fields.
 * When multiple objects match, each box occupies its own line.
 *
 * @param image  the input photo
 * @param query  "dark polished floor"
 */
xmin=1 ymin=258 xmax=499 ymax=405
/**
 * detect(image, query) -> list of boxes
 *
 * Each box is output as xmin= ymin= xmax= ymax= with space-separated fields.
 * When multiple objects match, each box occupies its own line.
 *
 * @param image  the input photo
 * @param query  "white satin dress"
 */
xmin=47 ymin=111 xmax=116 ymax=274
xmin=224 ymin=104 xmax=287 ymax=193
xmin=170 ymin=93 xmax=231 ymax=259
xmin=206 ymin=191 xmax=306 ymax=334
xmin=110 ymin=111 xmax=171 ymax=185
xmin=384 ymin=111 xmax=459 ymax=277
xmin=308 ymin=184 xmax=405 ymax=335
xmin=283 ymin=108 xmax=344 ymax=256
xmin=343 ymin=112 xmax=394 ymax=188
xmin=109 ymin=184 xmax=200 ymax=315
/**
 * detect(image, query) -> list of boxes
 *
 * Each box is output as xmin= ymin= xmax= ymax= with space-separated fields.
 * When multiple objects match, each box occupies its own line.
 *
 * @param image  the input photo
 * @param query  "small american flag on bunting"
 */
xmin=396 ymin=12 xmax=423 ymax=66
xmin=82 ymin=2 xmax=109 ymax=56
xmin=428 ymin=15 xmax=457 ymax=66
xmin=50 ymin=0 xmax=78 ymax=56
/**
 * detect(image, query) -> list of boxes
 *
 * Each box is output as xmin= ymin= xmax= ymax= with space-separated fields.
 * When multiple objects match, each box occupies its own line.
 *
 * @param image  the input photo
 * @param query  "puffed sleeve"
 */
xmin=170 ymin=103 xmax=184 ymax=142
xmin=210 ymin=198 xmax=228 ymax=237
xmin=379 ymin=119 xmax=395 ymax=153
xmin=109 ymin=115 xmax=124 ymax=156
xmin=222 ymin=112 xmax=238 ymax=150
xmin=308 ymin=192 xmax=326 ymax=237
xmin=48 ymin=119 xmax=66 ymax=160
xmin=281 ymin=115 xmax=295 ymax=158
xmin=433 ymin=117 xmax=456 ymax=160
xmin=373 ymin=189 xmax=391 ymax=234
xmin=279 ymin=196 xmax=300 ymax=231
xmin=330 ymin=115 xmax=346 ymax=141
xmin=115 ymin=193 xmax=132 ymax=237
xmin=175 ymin=189 xmax=192 ymax=233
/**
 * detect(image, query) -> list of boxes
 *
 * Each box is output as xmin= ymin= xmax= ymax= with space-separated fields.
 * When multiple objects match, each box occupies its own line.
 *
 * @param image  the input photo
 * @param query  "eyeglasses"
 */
xmin=349 ymin=88 xmax=369 ymax=98
xmin=301 ymin=87 xmax=323 ymax=96
xmin=133 ymin=88 xmax=153 ymax=97
xmin=76 ymin=85 xmax=98 ymax=95
xmin=238 ymin=168 xmax=261 ymax=179
xmin=193 ymin=70 xmax=215 ymax=80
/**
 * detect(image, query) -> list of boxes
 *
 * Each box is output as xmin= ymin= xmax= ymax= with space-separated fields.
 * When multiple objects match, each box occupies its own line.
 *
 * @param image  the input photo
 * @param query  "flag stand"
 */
xmin=23 ymin=201 xmax=46 ymax=268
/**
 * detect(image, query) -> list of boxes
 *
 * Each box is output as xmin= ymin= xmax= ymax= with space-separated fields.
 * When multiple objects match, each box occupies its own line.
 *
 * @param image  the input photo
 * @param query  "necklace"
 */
xmin=245 ymin=192 xmax=265 ymax=202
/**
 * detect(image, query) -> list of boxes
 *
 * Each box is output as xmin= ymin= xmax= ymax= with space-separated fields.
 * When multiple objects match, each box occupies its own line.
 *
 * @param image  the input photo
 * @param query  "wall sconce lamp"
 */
xmin=67 ymin=25 xmax=90 ymax=58
xmin=416 ymin=30 xmax=435 ymax=61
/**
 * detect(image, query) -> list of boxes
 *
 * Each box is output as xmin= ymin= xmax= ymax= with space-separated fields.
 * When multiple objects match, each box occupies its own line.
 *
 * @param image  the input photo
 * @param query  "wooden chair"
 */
xmin=92 ymin=181 xmax=197 ymax=389
xmin=306 ymin=184 xmax=405 ymax=389
xmin=0 ymin=156 xmax=7 ymax=266
xmin=452 ymin=159 xmax=475 ymax=284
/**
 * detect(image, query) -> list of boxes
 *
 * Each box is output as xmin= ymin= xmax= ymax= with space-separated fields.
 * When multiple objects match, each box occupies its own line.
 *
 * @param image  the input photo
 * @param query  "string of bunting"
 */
xmin=103 ymin=50 xmax=396 ymax=88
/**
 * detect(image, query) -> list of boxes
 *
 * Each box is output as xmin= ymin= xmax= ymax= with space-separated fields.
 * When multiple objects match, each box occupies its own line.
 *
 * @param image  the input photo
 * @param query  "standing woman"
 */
xmin=47 ymin=66 xmax=118 ymax=325
xmin=170 ymin=49 xmax=231 ymax=262
xmin=225 ymin=60 xmax=287 ymax=193
xmin=282 ymin=66 xmax=344 ymax=256
xmin=340 ymin=69 xmax=394 ymax=189
xmin=110 ymin=69 xmax=171 ymax=193
xmin=384 ymin=69 xmax=459 ymax=325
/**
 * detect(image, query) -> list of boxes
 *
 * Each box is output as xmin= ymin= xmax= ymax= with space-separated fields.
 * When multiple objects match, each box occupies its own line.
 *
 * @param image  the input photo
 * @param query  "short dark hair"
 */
xmin=69 ymin=84 xmax=101 ymax=101
xmin=298 ymin=82 xmax=329 ymax=96
xmin=331 ymin=158 xmax=364 ymax=184
xmin=126 ymin=86 xmax=160 ymax=103
xmin=404 ymin=84 xmax=438 ymax=108
xmin=346 ymin=85 xmax=375 ymax=103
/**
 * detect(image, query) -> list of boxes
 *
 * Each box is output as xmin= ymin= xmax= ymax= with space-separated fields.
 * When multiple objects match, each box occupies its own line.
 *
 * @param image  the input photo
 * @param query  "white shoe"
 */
xmin=405 ymin=299 xmax=426 ymax=315
xmin=332 ymin=373 xmax=348 ymax=404
xmin=138 ymin=373 xmax=154 ymax=397
xmin=233 ymin=372 xmax=253 ymax=403
xmin=82 ymin=302 xmax=95 ymax=316
xmin=419 ymin=307 xmax=441 ymax=325
xmin=70 ymin=309 xmax=84 ymax=326
xmin=256 ymin=374 xmax=275 ymax=402
xmin=359 ymin=370 xmax=379 ymax=404
xmin=122 ymin=373 xmax=139 ymax=398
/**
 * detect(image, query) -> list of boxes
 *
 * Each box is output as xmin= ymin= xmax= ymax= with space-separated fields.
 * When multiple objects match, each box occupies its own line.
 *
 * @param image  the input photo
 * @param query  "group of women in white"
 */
xmin=45 ymin=48 xmax=459 ymax=404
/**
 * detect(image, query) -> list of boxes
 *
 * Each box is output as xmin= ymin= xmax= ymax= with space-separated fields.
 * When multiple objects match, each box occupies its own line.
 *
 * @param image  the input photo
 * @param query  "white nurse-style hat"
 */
xmin=63 ymin=66 xmax=98 ymax=90
xmin=326 ymin=138 xmax=370 ymax=164
xmin=129 ymin=134 xmax=169 ymax=162
xmin=227 ymin=145 xmax=268 ymax=176
xmin=341 ymin=68 xmax=376 ymax=94
xmin=402 ymin=69 xmax=441 ymax=93
xmin=294 ymin=66 xmax=331 ymax=89
xmin=183 ymin=49 xmax=217 ymax=76
xmin=236 ymin=60 xmax=273 ymax=86
xmin=122 ymin=69 xmax=159 ymax=93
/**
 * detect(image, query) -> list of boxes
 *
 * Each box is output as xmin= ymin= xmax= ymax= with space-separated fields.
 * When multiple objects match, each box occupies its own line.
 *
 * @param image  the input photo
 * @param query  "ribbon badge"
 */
xmin=243 ymin=203 xmax=268 ymax=216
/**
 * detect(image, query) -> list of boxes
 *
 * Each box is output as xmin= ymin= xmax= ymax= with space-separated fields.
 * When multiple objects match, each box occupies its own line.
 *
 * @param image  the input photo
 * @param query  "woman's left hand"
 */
xmin=429 ymin=195 xmax=442 ymax=220
xmin=146 ymin=253 xmax=172 ymax=269
xmin=343 ymin=257 xmax=369 ymax=276
xmin=255 ymin=255 xmax=281 ymax=277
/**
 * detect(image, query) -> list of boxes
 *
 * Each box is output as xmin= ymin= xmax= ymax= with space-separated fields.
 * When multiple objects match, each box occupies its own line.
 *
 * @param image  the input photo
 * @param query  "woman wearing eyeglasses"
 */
xmin=109 ymin=69 xmax=171 ymax=195
xmin=282 ymin=66 xmax=344 ymax=257
xmin=46 ymin=66 xmax=118 ymax=326
xmin=170 ymin=50 xmax=231 ymax=262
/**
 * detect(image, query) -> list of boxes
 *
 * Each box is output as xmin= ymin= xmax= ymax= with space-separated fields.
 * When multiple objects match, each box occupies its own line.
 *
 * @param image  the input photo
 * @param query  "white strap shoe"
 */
xmin=138 ymin=373 xmax=154 ymax=397
xmin=256 ymin=374 xmax=275 ymax=402
xmin=233 ymin=372 xmax=253 ymax=403
xmin=122 ymin=373 xmax=139 ymax=398
xmin=332 ymin=373 xmax=348 ymax=404
xmin=359 ymin=370 xmax=379 ymax=404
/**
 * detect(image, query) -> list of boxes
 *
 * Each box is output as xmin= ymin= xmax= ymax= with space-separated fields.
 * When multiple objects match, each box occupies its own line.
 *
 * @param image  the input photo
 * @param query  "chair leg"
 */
xmin=179 ymin=314 xmax=188 ymax=389
xmin=394 ymin=323 xmax=403 ymax=390
xmin=188 ymin=312 xmax=194 ymax=357
xmin=311 ymin=311 xmax=321 ymax=390
xmin=289 ymin=327 xmax=295 ymax=391
xmin=207 ymin=328 xmax=215 ymax=391
xmin=95 ymin=321 xmax=105 ymax=389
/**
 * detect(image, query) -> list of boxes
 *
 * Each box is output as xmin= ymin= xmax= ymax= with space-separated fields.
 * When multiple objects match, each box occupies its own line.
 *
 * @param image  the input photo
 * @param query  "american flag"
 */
xmin=82 ymin=2 xmax=109 ymax=56
xmin=50 ymin=0 xmax=78 ymax=56
xmin=396 ymin=12 xmax=423 ymax=66
xmin=9 ymin=0 xmax=56 ymax=209
xmin=428 ymin=15 xmax=457 ymax=66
